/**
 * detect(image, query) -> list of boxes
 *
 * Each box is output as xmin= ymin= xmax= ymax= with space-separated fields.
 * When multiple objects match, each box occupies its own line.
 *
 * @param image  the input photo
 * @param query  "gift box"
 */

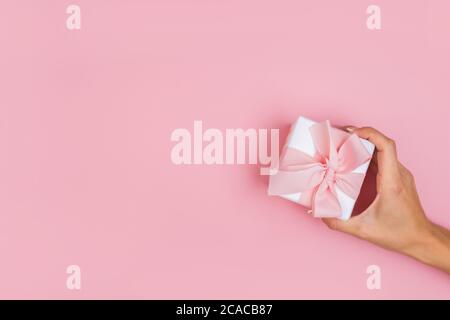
xmin=268 ymin=116 xmax=375 ymax=220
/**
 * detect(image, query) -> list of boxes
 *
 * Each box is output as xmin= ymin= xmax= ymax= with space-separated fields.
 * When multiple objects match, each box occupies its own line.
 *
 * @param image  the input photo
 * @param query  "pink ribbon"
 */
xmin=269 ymin=121 xmax=371 ymax=218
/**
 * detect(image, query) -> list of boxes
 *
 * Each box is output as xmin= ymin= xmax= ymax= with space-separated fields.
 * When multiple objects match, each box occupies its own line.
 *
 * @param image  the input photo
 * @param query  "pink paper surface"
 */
xmin=0 ymin=0 xmax=449 ymax=299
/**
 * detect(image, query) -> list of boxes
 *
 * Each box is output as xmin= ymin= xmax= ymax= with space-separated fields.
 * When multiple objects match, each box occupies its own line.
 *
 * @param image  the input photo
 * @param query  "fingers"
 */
xmin=348 ymin=126 xmax=399 ymax=179
xmin=351 ymin=127 xmax=394 ymax=153
xmin=322 ymin=197 xmax=380 ymax=239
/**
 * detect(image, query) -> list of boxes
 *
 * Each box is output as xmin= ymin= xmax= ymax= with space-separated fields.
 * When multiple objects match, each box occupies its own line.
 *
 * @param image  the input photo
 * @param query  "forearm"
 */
xmin=407 ymin=222 xmax=450 ymax=274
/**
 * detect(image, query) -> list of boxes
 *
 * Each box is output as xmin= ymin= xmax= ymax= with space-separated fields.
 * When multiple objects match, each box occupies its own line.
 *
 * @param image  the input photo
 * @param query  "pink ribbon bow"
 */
xmin=269 ymin=121 xmax=371 ymax=218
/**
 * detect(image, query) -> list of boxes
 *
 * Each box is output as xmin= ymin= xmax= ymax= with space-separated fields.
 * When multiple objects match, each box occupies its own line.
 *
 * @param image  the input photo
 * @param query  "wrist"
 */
xmin=406 ymin=221 xmax=450 ymax=273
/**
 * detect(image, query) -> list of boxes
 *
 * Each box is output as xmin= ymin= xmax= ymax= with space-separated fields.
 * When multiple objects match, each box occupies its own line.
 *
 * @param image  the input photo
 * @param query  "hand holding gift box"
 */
xmin=268 ymin=117 xmax=375 ymax=220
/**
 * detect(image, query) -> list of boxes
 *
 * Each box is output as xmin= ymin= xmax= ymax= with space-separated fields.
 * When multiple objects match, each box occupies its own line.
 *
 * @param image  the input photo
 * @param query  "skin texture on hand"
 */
xmin=323 ymin=127 xmax=450 ymax=274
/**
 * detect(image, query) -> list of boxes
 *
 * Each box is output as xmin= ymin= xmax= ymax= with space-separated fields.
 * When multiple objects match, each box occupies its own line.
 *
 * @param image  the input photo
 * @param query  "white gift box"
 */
xmin=274 ymin=116 xmax=375 ymax=220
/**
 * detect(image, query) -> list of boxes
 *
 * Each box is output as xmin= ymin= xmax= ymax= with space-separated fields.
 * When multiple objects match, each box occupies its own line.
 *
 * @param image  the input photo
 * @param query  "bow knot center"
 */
xmin=324 ymin=158 xmax=338 ymax=184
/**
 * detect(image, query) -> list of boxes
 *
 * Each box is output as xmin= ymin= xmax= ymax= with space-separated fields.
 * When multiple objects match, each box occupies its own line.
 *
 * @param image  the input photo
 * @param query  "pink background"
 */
xmin=1 ymin=0 xmax=449 ymax=299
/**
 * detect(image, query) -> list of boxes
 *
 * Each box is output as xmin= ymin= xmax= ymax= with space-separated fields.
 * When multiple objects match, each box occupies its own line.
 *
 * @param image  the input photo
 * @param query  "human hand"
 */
xmin=323 ymin=127 xmax=450 ymax=274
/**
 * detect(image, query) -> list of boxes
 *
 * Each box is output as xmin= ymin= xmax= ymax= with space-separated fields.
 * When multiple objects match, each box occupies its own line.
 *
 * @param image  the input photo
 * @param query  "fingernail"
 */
xmin=346 ymin=127 xmax=355 ymax=132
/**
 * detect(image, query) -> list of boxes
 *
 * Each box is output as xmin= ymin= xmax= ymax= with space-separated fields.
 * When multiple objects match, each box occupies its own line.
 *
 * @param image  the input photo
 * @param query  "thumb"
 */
xmin=322 ymin=216 xmax=361 ymax=235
